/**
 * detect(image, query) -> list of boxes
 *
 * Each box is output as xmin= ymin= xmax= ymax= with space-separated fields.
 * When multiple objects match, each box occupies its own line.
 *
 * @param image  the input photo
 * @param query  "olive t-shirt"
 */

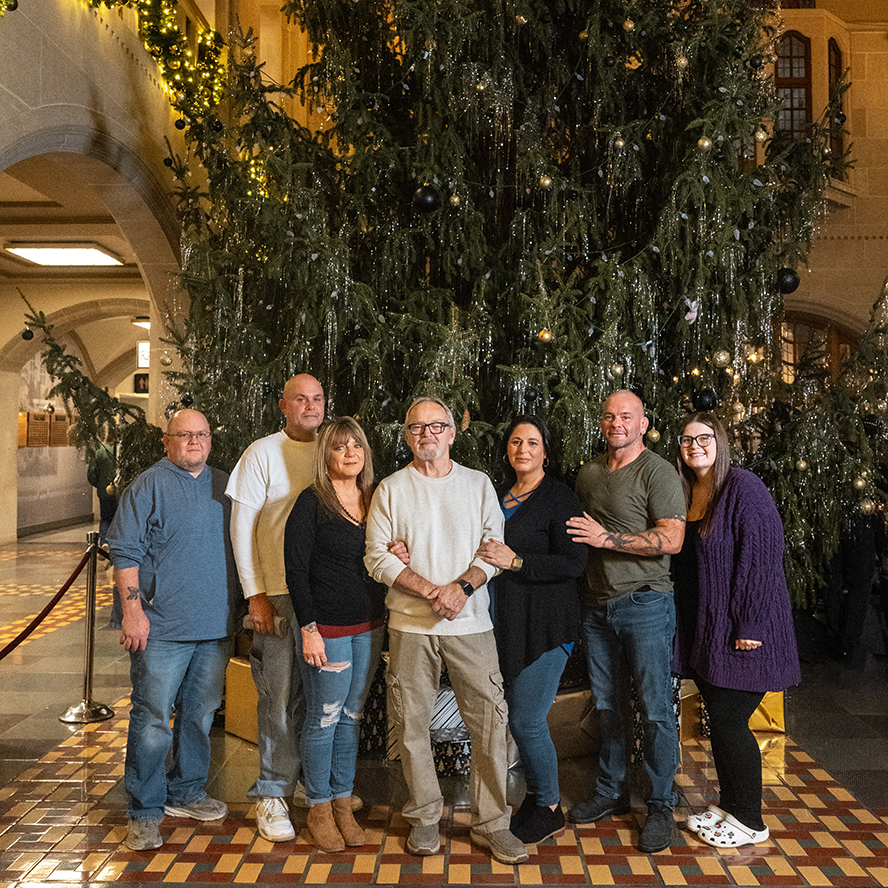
xmin=574 ymin=447 xmax=686 ymax=605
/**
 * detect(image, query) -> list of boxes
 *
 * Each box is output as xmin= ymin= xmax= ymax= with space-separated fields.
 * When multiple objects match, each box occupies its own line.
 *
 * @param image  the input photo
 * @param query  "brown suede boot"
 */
xmin=307 ymin=801 xmax=345 ymax=853
xmin=332 ymin=796 xmax=365 ymax=846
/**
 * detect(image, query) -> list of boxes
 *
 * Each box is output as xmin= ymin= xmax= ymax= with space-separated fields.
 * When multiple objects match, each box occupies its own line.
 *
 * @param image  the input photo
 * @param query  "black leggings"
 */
xmin=697 ymin=677 xmax=766 ymax=831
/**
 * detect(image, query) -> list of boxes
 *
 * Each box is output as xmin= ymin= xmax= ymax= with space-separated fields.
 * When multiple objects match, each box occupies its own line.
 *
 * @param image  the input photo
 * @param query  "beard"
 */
xmin=414 ymin=441 xmax=448 ymax=461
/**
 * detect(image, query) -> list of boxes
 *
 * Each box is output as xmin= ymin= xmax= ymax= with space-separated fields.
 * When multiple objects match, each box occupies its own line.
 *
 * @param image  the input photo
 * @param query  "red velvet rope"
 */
xmin=0 ymin=548 xmax=99 ymax=662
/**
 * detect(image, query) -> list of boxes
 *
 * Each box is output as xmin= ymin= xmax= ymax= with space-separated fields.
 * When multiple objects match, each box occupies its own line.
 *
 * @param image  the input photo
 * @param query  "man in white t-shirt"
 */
xmin=226 ymin=374 xmax=326 ymax=842
xmin=364 ymin=396 xmax=528 ymax=865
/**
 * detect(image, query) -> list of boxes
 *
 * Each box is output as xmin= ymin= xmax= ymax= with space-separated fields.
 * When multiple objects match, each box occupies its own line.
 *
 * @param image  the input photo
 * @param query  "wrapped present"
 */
xmin=749 ymin=691 xmax=785 ymax=733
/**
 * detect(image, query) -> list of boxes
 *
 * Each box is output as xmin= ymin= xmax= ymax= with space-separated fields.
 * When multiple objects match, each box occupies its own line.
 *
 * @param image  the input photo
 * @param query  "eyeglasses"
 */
xmin=678 ymin=433 xmax=714 ymax=448
xmin=406 ymin=422 xmax=452 ymax=436
xmin=166 ymin=431 xmax=212 ymax=440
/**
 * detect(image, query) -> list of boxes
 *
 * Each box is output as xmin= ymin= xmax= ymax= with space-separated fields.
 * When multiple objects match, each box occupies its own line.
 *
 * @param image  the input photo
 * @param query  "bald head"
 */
xmin=280 ymin=374 xmax=325 ymax=441
xmin=600 ymin=389 xmax=648 ymax=457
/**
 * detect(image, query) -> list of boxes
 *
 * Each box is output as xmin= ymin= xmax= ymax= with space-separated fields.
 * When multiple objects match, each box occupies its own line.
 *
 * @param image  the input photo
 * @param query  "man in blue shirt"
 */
xmin=108 ymin=409 xmax=238 ymax=851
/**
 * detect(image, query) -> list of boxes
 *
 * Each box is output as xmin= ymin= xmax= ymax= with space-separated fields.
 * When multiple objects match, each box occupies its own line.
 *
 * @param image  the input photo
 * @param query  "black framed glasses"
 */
xmin=406 ymin=422 xmax=452 ymax=436
xmin=678 ymin=433 xmax=714 ymax=448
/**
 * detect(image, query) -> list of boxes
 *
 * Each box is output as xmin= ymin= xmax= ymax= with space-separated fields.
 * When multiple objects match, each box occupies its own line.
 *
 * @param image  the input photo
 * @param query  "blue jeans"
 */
xmin=581 ymin=591 xmax=678 ymax=809
xmin=299 ymin=627 xmax=384 ymax=805
xmin=126 ymin=636 xmax=232 ymax=820
xmin=249 ymin=594 xmax=305 ymax=798
xmin=506 ymin=644 xmax=571 ymax=807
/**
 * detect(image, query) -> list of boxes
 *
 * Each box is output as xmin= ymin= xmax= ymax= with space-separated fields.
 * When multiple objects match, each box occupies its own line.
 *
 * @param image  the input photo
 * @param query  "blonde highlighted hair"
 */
xmin=311 ymin=416 xmax=375 ymax=520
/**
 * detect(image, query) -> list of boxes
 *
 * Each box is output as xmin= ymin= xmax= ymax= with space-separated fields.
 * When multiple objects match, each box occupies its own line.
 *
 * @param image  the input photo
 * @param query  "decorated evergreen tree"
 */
xmin=23 ymin=0 xmax=886 ymax=607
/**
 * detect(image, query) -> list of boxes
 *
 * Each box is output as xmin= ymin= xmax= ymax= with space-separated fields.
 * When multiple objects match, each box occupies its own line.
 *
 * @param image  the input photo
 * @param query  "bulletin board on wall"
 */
xmin=18 ymin=412 xmax=73 ymax=448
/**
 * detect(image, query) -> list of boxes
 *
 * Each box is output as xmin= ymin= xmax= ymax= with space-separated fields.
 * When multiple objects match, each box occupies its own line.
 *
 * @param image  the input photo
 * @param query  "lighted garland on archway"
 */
xmin=85 ymin=0 xmax=226 ymax=118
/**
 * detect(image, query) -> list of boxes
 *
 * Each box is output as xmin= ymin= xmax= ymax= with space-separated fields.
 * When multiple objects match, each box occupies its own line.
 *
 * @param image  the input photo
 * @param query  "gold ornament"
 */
xmin=105 ymin=482 xmax=117 ymax=496
xmin=623 ymin=18 xmax=635 ymax=31
xmin=877 ymin=400 xmax=888 ymax=412
xmin=613 ymin=135 xmax=625 ymax=149
xmin=795 ymin=459 xmax=808 ymax=472
xmin=539 ymin=175 xmax=553 ymax=189
xmin=861 ymin=498 xmax=876 ymax=515
xmin=610 ymin=363 xmax=624 ymax=377
xmin=461 ymin=408 xmax=470 ymax=431
xmin=646 ymin=428 xmax=661 ymax=443
xmin=675 ymin=55 xmax=689 ymax=71
xmin=731 ymin=400 xmax=745 ymax=415
xmin=712 ymin=349 xmax=731 ymax=368
xmin=754 ymin=128 xmax=767 ymax=143
xmin=854 ymin=476 xmax=867 ymax=490
xmin=538 ymin=328 xmax=553 ymax=343
xmin=697 ymin=136 xmax=712 ymax=151
xmin=160 ymin=352 xmax=173 ymax=366
xmin=579 ymin=29 xmax=589 ymax=40
xmin=449 ymin=194 xmax=460 ymax=207
xmin=516 ymin=14 xmax=528 ymax=24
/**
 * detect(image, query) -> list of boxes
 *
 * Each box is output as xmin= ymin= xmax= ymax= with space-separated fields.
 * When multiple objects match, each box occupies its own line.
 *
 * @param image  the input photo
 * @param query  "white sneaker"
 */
xmin=256 ymin=797 xmax=295 ymax=842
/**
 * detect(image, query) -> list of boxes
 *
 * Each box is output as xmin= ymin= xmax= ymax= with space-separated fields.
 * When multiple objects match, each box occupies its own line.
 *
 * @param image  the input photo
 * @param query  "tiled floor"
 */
xmin=1 ymin=523 xmax=887 ymax=887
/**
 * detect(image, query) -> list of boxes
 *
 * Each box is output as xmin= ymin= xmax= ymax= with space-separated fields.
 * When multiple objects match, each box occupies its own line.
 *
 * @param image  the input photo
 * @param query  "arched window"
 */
xmin=775 ymin=32 xmax=812 ymax=140
xmin=828 ymin=38 xmax=845 ymax=159
xmin=780 ymin=312 xmax=856 ymax=383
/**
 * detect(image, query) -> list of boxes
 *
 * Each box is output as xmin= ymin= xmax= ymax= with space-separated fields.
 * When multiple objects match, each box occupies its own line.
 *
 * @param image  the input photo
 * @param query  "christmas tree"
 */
xmin=26 ymin=0 xmax=883 ymax=607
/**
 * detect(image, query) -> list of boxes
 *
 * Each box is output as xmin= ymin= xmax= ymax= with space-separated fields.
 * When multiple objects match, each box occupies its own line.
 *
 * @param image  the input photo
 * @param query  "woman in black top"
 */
xmin=477 ymin=416 xmax=587 ymax=845
xmin=284 ymin=416 xmax=385 ymax=853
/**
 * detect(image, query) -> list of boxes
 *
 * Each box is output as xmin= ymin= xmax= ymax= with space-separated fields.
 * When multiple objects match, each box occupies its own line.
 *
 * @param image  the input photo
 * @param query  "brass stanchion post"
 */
xmin=60 ymin=532 xmax=114 ymax=723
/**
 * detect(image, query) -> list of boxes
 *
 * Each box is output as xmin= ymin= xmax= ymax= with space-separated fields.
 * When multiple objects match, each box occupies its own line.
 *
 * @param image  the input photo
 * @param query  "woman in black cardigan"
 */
xmin=477 ymin=416 xmax=588 ymax=845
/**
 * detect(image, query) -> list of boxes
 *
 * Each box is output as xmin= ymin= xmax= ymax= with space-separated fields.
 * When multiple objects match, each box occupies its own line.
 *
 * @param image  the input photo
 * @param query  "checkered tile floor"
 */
xmin=1 ymin=703 xmax=886 ymax=887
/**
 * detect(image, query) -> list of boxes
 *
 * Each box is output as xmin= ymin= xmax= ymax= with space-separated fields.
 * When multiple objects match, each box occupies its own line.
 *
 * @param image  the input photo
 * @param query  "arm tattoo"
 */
xmin=304 ymin=622 xmax=319 ymax=633
xmin=125 ymin=585 xmax=141 ymax=601
xmin=603 ymin=529 xmax=670 ymax=553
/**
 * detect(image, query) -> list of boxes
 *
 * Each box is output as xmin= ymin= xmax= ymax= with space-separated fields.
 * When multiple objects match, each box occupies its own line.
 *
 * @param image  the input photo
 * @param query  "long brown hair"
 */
xmin=676 ymin=412 xmax=731 ymax=538
xmin=312 ymin=416 xmax=375 ymax=521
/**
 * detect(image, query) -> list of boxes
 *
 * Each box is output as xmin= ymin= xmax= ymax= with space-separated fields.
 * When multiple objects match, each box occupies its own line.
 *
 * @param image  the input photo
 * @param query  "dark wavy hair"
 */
xmin=499 ymin=415 xmax=560 ymax=482
xmin=676 ymin=412 xmax=732 ymax=538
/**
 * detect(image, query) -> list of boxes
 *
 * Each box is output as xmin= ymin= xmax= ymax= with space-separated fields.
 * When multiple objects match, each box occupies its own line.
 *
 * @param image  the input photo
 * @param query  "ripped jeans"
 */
xmin=299 ymin=626 xmax=384 ymax=805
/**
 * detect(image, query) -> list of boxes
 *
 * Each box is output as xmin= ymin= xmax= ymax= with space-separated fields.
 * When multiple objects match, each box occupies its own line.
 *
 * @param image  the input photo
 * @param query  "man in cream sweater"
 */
xmin=364 ymin=396 xmax=527 ymax=865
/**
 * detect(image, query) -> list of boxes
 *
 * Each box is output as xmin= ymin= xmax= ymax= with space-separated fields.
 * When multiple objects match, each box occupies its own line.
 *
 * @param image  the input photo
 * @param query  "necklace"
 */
xmin=335 ymin=492 xmax=365 ymax=528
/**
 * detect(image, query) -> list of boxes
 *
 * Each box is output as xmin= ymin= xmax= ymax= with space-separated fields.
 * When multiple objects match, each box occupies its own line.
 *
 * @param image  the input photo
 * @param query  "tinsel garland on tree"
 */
xmin=17 ymin=0 xmax=886 ymax=607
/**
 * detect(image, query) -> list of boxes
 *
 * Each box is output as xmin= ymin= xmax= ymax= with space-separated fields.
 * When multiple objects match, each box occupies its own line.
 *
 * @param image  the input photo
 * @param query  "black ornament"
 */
xmin=692 ymin=388 xmax=718 ymax=411
xmin=174 ymin=119 xmax=186 ymax=130
xmin=834 ymin=111 xmax=847 ymax=125
xmin=863 ymin=413 xmax=882 ymax=439
xmin=6 ymin=0 xmax=17 ymax=9
xmin=181 ymin=395 xmax=194 ymax=408
xmin=525 ymin=387 xmax=538 ymax=403
xmin=163 ymin=157 xmax=173 ymax=167
xmin=604 ymin=57 xmax=616 ymax=67
xmin=748 ymin=55 xmax=764 ymax=69
xmin=21 ymin=328 xmax=33 ymax=341
xmin=777 ymin=267 xmax=800 ymax=294
xmin=211 ymin=118 xmax=224 ymax=132
xmin=412 ymin=184 xmax=441 ymax=214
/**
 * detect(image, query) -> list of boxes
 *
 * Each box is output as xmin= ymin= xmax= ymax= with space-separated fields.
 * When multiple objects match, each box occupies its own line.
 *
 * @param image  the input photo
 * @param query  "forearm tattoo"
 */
xmin=603 ymin=515 xmax=685 ymax=554
xmin=304 ymin=622 xmax=319 ymax=633
xmin=125 ymin=585 xmax=141 ymax=601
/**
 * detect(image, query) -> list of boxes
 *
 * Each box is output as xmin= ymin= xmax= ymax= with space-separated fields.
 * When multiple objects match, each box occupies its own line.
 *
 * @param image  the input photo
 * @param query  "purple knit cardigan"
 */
xmin=672 ymin=467 xmax=802 ymax=692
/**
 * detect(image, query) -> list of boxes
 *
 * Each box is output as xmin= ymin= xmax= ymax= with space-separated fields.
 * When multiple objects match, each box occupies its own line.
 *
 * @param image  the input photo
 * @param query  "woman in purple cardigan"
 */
xmin=672 ymin=412 xmax=800 ymax=849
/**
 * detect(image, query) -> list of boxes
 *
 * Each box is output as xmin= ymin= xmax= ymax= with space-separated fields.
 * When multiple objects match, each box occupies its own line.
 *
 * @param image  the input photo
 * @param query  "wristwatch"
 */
xmin=456 ymin=579 xmax=475 ymax=597
xmin=510 ymin=555 xmax=523 ymax=571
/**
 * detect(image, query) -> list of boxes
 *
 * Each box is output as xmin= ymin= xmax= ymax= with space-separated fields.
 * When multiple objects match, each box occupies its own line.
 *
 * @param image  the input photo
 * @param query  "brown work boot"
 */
xmin=332 ymin=796 xmax=365 ymax=846
xmin=307 ymin=801 xmax=345 ymax=853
